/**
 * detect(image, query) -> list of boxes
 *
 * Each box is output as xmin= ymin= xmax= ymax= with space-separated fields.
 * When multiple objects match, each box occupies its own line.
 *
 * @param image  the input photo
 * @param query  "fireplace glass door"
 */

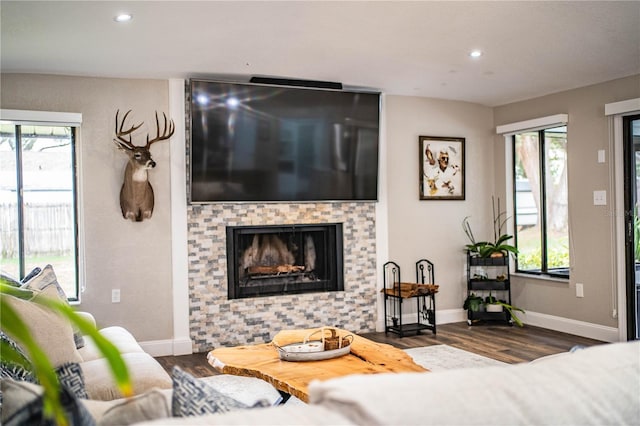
xmin=227 ymin=223 xmax=344 ymax=299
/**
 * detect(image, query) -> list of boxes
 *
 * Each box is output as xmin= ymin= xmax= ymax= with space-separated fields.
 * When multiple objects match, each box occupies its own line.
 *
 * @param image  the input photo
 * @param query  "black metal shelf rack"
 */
xmin=466 ymin=252 xmax=512 ymax=326
xmin=383 ymin=259 xmax=437 ymax=337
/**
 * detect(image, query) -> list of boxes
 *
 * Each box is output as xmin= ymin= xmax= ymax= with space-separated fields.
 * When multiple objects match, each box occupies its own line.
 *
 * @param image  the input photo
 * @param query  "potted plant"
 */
xmin=462 ymin=196 xmax=518 ymax=259
xmin=484 ymin=292 xmax=503 ymax=312
xmin=483 ymin=291 xmax=525 ymax=327
xmin=463 ymin=293 xmax=484 ymax=312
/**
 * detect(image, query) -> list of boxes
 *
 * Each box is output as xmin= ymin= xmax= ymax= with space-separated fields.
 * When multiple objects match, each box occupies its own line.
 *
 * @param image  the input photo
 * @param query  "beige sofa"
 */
xmin=1 ymin=264 xmax=172 ymax=401
xmin=76 ymin=314 xmax=172 ymax=400
xmin=139 ymin=340 xmax=640 ymax=426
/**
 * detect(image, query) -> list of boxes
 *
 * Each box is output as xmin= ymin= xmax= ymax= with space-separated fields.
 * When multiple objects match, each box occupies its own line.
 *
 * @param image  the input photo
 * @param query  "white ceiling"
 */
xmin=2 ymin=1 xmax=639 ymax=106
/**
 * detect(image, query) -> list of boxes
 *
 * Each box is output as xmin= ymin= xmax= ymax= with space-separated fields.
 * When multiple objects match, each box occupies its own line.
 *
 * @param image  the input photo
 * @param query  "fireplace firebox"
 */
xmin=226 ymin=223 xmax=344 ymax=299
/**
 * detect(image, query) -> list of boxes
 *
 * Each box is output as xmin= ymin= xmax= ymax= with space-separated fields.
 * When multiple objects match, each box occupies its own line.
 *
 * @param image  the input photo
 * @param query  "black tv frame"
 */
xmin=187 ymin=78 xmax=381 ymax=204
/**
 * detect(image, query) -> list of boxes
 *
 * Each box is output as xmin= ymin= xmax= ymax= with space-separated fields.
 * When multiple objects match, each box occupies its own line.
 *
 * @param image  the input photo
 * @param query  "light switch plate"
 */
xmin=597 ymin=150 xmax=606 ymax=163
xmin=593 ymin=190 xmax=607 ymax=205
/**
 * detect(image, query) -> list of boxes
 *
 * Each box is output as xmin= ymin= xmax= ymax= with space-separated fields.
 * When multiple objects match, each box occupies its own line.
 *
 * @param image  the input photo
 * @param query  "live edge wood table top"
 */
xmin=206 ymin=328 xmax=427 ymax=402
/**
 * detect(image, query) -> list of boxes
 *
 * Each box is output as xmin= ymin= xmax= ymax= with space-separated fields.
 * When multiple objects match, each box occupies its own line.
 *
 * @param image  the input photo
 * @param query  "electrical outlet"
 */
xmin=111 ymin=289 xmax=121 ymax=303
xmin=576 ymin=283 xmax=584 ymax=298
xmin=593 ymin=190 xmax=607 ymax=206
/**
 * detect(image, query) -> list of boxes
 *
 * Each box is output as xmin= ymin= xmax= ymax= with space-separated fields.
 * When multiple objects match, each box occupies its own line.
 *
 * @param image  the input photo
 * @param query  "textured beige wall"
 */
xmin=5 ymin=72 xmax=636 ymax=340
xmin=493 ymin=75 xmax=640 ymax=327
xmin=384 ymin=95 xmax=495 ymax=311
xmin=1 ymin=74 xmax=173 ymax=341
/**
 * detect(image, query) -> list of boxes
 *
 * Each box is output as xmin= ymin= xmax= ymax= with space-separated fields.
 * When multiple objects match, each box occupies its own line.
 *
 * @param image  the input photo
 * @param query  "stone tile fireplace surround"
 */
xmin=187 ymin=202 xmax=377 ymax=351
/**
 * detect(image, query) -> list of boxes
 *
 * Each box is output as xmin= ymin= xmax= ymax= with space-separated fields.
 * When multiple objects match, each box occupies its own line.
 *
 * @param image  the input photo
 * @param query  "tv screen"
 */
xmin=189 ymin=79 xmax=380 ymax=202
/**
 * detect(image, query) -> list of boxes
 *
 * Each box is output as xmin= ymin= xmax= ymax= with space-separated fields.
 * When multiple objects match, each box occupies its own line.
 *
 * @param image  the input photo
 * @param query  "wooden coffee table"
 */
xmin=207 ymin=328 xmax=427 ymax=402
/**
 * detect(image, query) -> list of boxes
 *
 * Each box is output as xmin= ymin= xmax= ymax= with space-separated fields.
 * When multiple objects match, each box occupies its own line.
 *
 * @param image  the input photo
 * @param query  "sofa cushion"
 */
xmin=1 ymin=378 xmax=95 ymax=426
xmin=309 ymin=341 xmax=640 ymax=426
xmin=78 ymin=326 xmax=145 ymax=362
xmin=81 ymin=352 xmax=172 ymax=400
xmin=0 ymin=332 xmax=87 ymax=398
xmin=98 ymin=388 xmax=171 ymax=425
xmin=198 ymin=375 xmax=283 ymax=407
xmin=21 ymin=264 xmax=84 ymax=349
xmin=136 ymin=404 xmax=355 ymax=425
xmin=171 ymin=366 xmax=269 ymax=417
xmin=1 ymin=286 xmax=83 ymax=367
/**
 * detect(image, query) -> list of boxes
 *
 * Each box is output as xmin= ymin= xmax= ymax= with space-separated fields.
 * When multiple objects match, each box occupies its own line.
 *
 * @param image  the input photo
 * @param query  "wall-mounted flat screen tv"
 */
xmin=189 ymin=79 xmax=380 ymax=202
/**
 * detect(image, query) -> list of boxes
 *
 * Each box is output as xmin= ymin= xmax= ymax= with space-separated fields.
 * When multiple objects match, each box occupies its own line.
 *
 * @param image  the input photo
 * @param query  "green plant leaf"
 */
xmin=1 ymin=283 xmax=134 ymax=424
xmin=1 ymin=295 xmax=67 ymax=425
xmin=0 ymin=340 xmax=32 ymax=369
xmin=1 ymin=283 xmax=35 ymax=300
xmin=495 ymin=234 xmax=513 ymax=245
xmin=35 ymin=296 xmax=133 ymax=398
xmin=495 ymin=301 xmax=525 ymax=327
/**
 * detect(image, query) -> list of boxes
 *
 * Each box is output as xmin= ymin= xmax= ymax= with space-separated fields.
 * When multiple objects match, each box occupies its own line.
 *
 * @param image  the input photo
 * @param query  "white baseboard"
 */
xmin=172 ymin=338 xmax=194 ymax=356
xmin=143 ymin=310 xmax=618 ymax=355
xmin=375 ymin=308 xmax=466 ymax=332
xmin=140 ymin=338 xmax=193 ymax=357
xmin=430 ymin=308 xmax=619 ymax=342
xmin=436 ymin=308 xmax=466 ymax=325
xmin=522 ymin=311 xmax=620 ymax=343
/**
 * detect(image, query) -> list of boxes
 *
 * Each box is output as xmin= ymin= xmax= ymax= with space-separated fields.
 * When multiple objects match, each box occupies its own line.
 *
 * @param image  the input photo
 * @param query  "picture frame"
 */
xmin=419 ymin=136 xmax=465 ymax=200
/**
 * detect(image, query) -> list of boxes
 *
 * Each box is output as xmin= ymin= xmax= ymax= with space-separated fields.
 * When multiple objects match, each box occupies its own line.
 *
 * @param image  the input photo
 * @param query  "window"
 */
xmin=0 ymin=117 xmax=80 ymax=300
xmin=512 ymin=125 xmax=569 ymax=278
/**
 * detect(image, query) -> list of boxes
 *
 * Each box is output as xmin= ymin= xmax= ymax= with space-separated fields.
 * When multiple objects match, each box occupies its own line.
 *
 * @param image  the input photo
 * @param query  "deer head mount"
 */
xmin=113 ymin=109 xmax=175 ymax=222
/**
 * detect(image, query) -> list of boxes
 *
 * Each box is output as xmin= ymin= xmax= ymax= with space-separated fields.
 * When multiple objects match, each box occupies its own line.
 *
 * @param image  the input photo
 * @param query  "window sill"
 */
xmin=511 ymin=272 xmax=569 ymax=284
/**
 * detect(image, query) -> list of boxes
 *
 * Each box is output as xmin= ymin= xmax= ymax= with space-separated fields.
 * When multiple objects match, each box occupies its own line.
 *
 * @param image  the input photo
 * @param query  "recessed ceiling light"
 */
xmin=114 ymin=13 xmax=133 ymax=23
xmin=469 ymin=50 xmax=483 ymax=58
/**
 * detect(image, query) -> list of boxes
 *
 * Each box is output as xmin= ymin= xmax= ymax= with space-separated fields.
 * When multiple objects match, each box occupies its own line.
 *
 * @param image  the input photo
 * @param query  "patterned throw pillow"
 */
xmin=20 ymin=265 xmax=85 ymax=349
xmin=171 ymin=366 xmax=269 ymax=417
xmin=0 ymin=331 xmax=36 ymax=383
xmin=55 ymin=363 xmax=88 ymax=399
xmin=20 ymin=267 xmax=42 ymax=284
xmin=1 ymin=333 xmax=87 ymax=399
xmin=1 ymin=379 xmax=95 ymax=426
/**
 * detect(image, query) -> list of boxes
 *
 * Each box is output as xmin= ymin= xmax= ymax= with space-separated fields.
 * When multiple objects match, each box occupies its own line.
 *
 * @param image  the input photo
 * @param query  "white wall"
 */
xmin=493 ymin=75 xmax=640 ymax=340
xmin=6 ymin=73 xmax=635 ymax=350
xmin=1 ymin=74 xmax=174 ymax=343
xmin=384 ymin=96 xmax=495 ymax=317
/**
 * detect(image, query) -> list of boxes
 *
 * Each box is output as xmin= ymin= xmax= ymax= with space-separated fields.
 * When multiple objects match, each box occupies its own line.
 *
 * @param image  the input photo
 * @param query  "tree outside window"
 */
xmin=513 ymin=126 xmax=569 ymax=277
xmin=0 ymin=124 xmax=79 ymax=300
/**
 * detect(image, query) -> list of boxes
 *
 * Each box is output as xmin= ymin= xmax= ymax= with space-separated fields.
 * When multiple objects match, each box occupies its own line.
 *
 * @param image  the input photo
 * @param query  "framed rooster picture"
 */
xmin=419 ymin=136 xmax=465 ymax=200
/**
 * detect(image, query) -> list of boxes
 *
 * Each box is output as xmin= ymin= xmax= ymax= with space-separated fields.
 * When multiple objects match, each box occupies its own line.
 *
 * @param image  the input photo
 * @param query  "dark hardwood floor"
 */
xmin=155 ymin=322 xmax=605 ymax=378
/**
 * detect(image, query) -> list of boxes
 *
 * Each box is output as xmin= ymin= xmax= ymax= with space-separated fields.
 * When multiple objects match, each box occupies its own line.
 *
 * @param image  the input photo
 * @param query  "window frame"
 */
xmin=497 ymin=114 xmax=569 ymax=281
xmin=0 ymin=109 xmax=83 ymax=302
xmin=511 ymin=126 xmax=569 ymax=279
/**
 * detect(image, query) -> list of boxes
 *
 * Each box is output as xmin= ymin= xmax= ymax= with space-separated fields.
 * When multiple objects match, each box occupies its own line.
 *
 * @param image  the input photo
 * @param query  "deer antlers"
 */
xmin=112 ymin=110 xmax=175 ymax=222
xmin=114 ymin=109 xmax=175 ymax=149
